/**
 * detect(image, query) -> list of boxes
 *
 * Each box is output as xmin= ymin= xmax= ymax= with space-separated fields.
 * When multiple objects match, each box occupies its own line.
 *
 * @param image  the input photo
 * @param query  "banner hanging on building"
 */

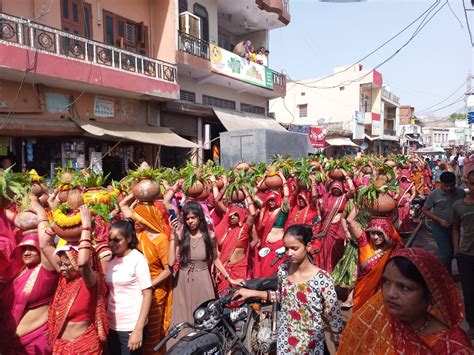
xmin=353 ymin=111 xmax=365 ymax=140
xmin=372 ymin=112 xmax=382 ymax=136
xmin=308 ymin=127 xmax=327 ymax=148
xmin=209 ymin=44 xmax=274 ymax=90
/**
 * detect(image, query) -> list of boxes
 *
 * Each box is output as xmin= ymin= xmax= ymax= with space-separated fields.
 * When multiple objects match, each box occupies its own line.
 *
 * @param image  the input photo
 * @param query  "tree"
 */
xmin=448 ymin=112 xmax=466 ymax=121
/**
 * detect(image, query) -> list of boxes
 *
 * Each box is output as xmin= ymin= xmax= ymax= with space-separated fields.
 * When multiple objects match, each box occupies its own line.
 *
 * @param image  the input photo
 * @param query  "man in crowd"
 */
xmin=422 ymin=171 xmax=466 ymax=275
xmin=453 ymin=170 xmax=474 ymax=338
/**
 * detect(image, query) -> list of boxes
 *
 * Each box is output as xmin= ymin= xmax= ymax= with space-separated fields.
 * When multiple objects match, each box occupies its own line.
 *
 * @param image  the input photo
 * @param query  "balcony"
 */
xmin=177 ymin=31 xmax=286 ymax=98
xmin=382 ymin=89 xmax=400 ymax=105
xmin=0 ymin=12 xmax=179 ymax=99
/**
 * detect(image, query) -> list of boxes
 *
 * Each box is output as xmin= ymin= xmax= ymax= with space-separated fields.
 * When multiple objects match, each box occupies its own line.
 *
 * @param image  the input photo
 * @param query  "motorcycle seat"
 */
xmin=244 ymin=276 xmax=278 ymax=291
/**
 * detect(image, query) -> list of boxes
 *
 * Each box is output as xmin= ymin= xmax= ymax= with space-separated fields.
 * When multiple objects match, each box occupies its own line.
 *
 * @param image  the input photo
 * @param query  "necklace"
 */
xmin=413 ymin=315 xmax=430 ymax=334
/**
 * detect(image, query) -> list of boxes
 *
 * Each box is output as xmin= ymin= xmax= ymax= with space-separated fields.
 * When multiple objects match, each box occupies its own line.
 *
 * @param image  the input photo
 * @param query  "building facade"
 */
xmin=0 ymin=0 xmax=191 ymax=177
xmin=164 ymin=0 xmax=289 ymax=166
xmin=0 ymin=0 xmax=290 ymax=176
xmin=269 ymin=64 xmax=401 ymax=155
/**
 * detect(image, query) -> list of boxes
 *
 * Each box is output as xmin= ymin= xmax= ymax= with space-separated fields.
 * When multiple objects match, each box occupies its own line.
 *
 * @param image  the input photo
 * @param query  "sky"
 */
xmin=268 ymin=0 xmax=473 ymax=118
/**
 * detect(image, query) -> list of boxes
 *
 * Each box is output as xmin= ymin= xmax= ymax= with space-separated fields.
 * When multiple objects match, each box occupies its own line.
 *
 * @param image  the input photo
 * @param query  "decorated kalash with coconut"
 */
xmin=0 ymin=153 xmax=428 ymax=304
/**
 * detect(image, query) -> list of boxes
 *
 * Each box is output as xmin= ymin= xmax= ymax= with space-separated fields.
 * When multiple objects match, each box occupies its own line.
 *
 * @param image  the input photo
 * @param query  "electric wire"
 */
xmin=447 ymin=0 xmax=464 ymax=28
xmin=417 ymin=79 xmax=468 ymax=113
xmin=419 ymin=94 xmax=466 ymax=115
xmin=286 ymin=0 xmax=447 ymax=91
xmin=463 ymin=0 xmax=474 ymax=46
xmin=292 ymin=0 xmax=442 ymax=86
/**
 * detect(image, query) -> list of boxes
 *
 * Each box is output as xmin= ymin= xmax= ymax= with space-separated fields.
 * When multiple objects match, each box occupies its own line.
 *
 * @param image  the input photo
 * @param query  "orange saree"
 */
xmin=132 ymin=204 xmax=172 ymax=355
xmin=353 ymin=218 xmax=402 ymax=311
xmin=339 ymin=248 xmax=473 ymax=354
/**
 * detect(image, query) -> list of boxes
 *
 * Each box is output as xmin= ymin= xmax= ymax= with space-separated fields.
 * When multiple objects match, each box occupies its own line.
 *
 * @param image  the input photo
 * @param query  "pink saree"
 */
xmin=0 ymin=234 xmax=59 ymax=354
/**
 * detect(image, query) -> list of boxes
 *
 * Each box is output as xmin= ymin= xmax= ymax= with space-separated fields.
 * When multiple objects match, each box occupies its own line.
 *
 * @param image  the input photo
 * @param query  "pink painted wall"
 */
xmin=2 ymin=0 xmax=176 ymax=64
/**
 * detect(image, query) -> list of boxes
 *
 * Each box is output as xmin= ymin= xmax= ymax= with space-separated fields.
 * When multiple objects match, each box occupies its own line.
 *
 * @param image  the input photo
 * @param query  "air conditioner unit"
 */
xmin=179 ymin=11 xmax=201 ymax=39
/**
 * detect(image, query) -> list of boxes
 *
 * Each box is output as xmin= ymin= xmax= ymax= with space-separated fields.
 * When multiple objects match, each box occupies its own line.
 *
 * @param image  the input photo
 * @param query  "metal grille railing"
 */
xmin=177 ymin=30 xmax=209 ymax=60
xmin=0 ymin=12 xmax=177 ymax=84
xmin=272 ymin=70 xmax=286 ymax=87
xmin=382 ymin=88 xmax=400 ymax=104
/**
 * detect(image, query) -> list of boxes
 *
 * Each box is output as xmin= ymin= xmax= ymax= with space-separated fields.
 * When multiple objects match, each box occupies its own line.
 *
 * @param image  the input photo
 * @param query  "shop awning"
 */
xmin=72 ymin=118 xmax=199 ymax=148
xmin=213 ymin=108 xmax=286 ymax=132
xmin=326 ymin=137 xmax=359 ymax=147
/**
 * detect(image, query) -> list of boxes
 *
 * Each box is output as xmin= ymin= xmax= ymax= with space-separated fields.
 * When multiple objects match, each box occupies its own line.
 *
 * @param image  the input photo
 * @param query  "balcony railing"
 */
xmin=272 ymin=71 xmax=286 ymax=87
xmin=177 ymin=30 xmax=285 ymax=89
xmin=384 ymin=128 xmax=397 ymax=136
xmin=282 ymin=0 xmax=290 ymax=12
xmin=177 ymin=30 xmax=210 ymax=60
xmin=382 ymin=89 xmax=400 ymax=104
xmin=0 ymin=12 xmax=177 ymax=84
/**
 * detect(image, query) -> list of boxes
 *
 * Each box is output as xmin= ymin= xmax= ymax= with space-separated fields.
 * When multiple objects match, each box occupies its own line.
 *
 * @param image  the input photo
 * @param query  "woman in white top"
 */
xmin=106 ymin=218 xmax=152 ymax=355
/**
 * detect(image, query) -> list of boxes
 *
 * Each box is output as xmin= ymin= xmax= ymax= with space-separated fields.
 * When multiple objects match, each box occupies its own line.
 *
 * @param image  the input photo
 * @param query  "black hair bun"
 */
xmin=124 ymin=218 xmax=135 ymax=228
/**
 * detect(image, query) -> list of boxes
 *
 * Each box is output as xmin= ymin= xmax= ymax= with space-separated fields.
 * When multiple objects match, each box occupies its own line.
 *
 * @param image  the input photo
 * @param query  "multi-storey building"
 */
xmin=270 ymin=64 xmax=401 ymax=155
xmin=162 ymin=0 xmax=289 ymax=165
xmin=0 ymin=0 xmax=290 ymax=176
xmin=0 ymin=0 xmax=189 ymax=177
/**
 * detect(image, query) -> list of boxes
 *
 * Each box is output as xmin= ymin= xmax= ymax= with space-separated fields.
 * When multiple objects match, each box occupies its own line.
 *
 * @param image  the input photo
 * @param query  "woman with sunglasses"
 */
xmin=106 ymin=218 xmax=153 ymax=354
xmin=37 ymin=204 xmax=108 ymax=354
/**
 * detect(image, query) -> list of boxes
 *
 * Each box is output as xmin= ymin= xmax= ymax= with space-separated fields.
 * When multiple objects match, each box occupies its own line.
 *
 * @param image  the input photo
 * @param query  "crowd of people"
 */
xmin=0 ymin=153 xmax=473 ymax=354
xmin=232 ymin=40 xmax=269 ymax=66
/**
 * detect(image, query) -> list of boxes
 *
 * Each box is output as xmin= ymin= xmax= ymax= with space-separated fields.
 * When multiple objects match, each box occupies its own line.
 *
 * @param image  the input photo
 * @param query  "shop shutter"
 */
xmin=160 ymin=113 xmax=198 ymax=137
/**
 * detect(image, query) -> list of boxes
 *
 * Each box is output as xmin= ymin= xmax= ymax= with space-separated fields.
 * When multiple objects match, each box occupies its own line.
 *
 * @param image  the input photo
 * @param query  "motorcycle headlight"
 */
xmin=194 ymin=307 xmax=207 ymax=323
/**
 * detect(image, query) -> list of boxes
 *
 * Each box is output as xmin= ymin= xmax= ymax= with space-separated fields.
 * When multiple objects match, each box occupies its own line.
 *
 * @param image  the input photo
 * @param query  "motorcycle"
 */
xmin=154 ymin=277 xmax=279 ymax=355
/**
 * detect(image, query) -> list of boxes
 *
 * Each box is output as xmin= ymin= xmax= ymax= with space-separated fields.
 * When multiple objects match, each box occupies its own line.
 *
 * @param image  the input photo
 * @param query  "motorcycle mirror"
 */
xmin=275 ymin=246 xmax=286 ymax=255
xmin=258 ymin=247 xmax=271 ymax=257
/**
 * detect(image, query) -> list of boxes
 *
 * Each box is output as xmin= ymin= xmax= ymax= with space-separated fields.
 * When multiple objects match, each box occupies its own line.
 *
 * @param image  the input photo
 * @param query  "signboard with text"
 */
xmin=353 ymin=111 xmax=365 ymax=140
xmin=94 ymin=97 xmax=115 ymax=118
xmin=308 ymin=127 xmax=326 ymax=148
xmin=468 ymin=111 xmax=474 ymax=124
xmin=372 ymin=113 xmax=382 ymax=136
xmin=209 ymin=44 xmax=274 ymax=90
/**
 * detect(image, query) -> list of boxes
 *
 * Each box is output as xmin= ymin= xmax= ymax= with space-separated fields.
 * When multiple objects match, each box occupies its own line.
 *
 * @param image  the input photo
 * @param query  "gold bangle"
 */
xmin=78 ymin=246 xmax=94 ymax=251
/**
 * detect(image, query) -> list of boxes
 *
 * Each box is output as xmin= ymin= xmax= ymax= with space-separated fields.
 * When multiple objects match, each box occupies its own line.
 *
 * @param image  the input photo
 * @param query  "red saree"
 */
xmin=284 ymin=192 xmax=319 ymax=229
xmin=48 ymin=246 xmax=107 ymax=353
xmin=255 ymin=193 xmax=287 ymax=278
xmin=397 ymin=177 xmax=414 ymax=234
xmin=0 ymin=234 xmax=58 ymax=355
xmin=317 ymin=181 xmax=347 ymax=273
xmin=339 ymin=248 xmax=473 ymax=354
xmin=215 ymin=206 xmax=251 ymax=293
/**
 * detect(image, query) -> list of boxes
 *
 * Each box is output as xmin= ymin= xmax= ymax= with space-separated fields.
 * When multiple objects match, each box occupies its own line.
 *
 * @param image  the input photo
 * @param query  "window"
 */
xmin=180 ymin=90 xmax=196 ymax=103
xmin=61 ymin=0 xmax=92 ymax=38
xmin=193 ymin=3 xmax=209 ymax=42
xmin=298 ymin=104 xmax=308 ymax=118
xmin=203 ymin=95 xmax=235 ymax=110
xmin=339 ymin=86 xmax=345 ymax=91
xmin=103 ymin=10 xmax=148 ymax=55
xmin=179 ymin=0 xmax=188 ymax=13
xmin=241 ymin=103 xmax=265 ymax=115
xmin=360 ymin=93 xmax=370 ymax=112
xmin=301 ymin=92 xmax=306 ymax=96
